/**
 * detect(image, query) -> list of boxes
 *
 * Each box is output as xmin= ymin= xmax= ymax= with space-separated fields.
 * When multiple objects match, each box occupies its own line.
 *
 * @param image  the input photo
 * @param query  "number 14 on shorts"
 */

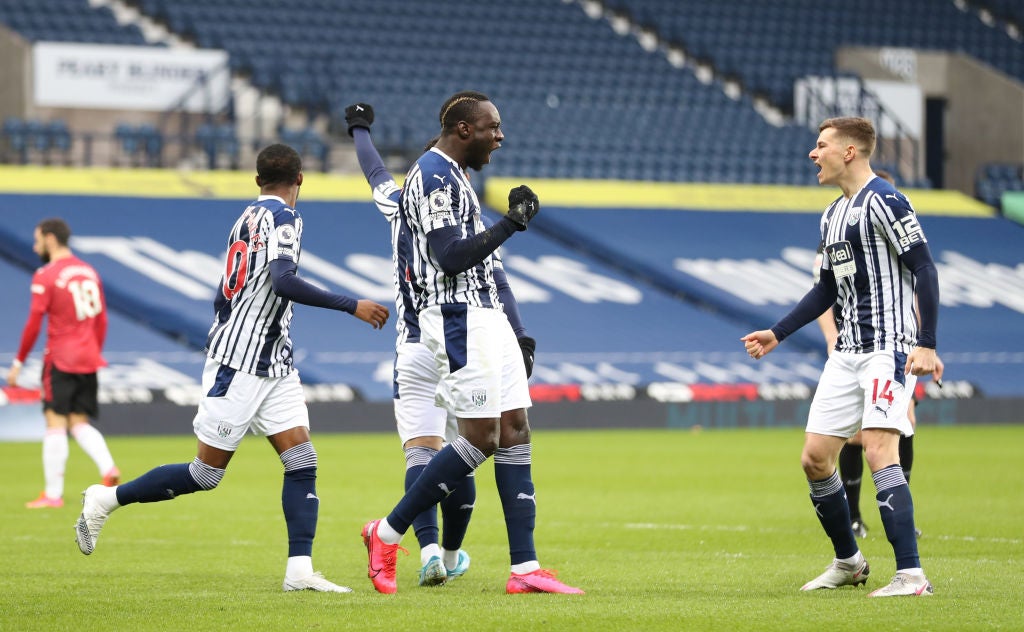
xmin=871 ymin=379 xmax=895 ymax=405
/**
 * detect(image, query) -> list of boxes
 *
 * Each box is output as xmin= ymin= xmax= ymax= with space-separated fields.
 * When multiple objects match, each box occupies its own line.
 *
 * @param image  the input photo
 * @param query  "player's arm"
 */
xmin=8 ymin=279 xmax=48 ymax=385
xmin=900 ymin=243 xmax=940 ymax=376
xmin=483 ymin=213 xmax=536 ymax=376
xmin=493 ymin=264 xmax=536 ymax=377
xmin=94 ymin=281 xmax=108 ymax=352
xmin=426 ymin=221 xmax=518 ymax=276
xmin=481 ymin=214 xmax=528 ymax=337
xmin=772 ymin=268 xmax=838 ymax=344
xmin=351 ymin=128 xmax=392 ymax=191
xmin=426 ymin=186 xmax=539 ymax=276
xmin=269 ymin=259 xmax=388 ymax=329
xmin=8 ymin=309 xmax=42 ymax=386
xmin=743 ymin=269 xmax=838 ymax=360
xmin=901 ymin=244 xmax=938 ymax=349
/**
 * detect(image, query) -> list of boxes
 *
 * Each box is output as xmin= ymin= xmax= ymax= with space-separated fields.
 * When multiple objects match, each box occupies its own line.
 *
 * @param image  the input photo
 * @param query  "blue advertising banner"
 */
xmin=2 ymin=194 xmax=1019 ymax=403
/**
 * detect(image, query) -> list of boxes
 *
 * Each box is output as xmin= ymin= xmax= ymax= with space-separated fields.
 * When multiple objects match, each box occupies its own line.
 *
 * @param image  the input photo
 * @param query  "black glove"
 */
xmin=518 ymin=336 xmax=536 ymax=378
xmin=345 ymin=103 xmax=374 ymax=137
xmin=506 ymin=185 xmax=539 ymax=231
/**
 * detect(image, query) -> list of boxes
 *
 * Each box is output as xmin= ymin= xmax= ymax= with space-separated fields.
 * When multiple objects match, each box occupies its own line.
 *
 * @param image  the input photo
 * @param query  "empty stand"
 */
xmin=1 ymin=0 xmax=1021 ymax=189
xmin=607 ymin=0 xmax=1024 ymax=111
xmin=975 ymin=162 xmax=1024 ymax=209
xmin=0 ymin=0 xmax=147 ymax=45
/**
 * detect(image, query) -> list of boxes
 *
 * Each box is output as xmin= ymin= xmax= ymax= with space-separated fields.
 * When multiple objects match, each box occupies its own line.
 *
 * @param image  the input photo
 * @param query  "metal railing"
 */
xmin=795 ymin=75 xmax=922 ymax=186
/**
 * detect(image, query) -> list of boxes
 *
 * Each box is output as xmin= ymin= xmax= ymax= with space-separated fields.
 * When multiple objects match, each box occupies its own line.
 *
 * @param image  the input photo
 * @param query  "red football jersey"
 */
xmin=16 ymin=256 xmax=108 ymax=373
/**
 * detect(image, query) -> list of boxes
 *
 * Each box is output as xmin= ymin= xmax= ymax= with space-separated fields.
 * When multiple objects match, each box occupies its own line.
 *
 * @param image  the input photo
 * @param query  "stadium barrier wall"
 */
xmin=4 ymin=397 xmax=1023 ymax=441
xmin=2 ymin=168 xmax=1021 ymax=438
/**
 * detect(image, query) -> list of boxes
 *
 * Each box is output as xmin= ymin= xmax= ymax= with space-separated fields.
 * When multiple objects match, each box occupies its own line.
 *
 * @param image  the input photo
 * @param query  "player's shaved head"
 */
xmin=37 ymin=217 xmax=71 ymax=246
xmin=257 ymin=143 xmax=302 ymax=186
xmin=439 ymin=91 xmax=491 ymax=132
xmin=820 ymin=117 xmax=876 ymax=158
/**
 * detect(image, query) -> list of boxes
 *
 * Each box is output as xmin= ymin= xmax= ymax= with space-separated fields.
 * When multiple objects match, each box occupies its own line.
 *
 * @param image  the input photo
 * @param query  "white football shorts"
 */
xmin=807 ymin=350 xmax=917 ymax=438
xmin=419 ymin=304 xmax=532 ymax=418
xmin=193 ymin=358 xmax=310 ymax=451
xmin=394 ymin=340 xmax=456 ymax=445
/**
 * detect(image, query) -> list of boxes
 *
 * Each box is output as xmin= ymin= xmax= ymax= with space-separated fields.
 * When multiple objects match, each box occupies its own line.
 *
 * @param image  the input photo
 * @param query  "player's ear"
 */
xmin=255 ymin=175 xmax=263 ymax=187
xmin=457 ymin=120 xmax=472 ymax=140
xmin=295 ymin=172 xmax=303 ymax=187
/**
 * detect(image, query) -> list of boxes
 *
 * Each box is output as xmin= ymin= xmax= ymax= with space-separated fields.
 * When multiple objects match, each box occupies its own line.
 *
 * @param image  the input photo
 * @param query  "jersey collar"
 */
xmin=428 ymin=147 xmax=462 ymax=170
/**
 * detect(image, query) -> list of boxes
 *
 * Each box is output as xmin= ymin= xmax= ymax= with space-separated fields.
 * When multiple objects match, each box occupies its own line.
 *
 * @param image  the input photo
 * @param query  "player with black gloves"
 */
xmin=346 ymin=100 xmax=541 ymax=589
xmin=358 ymin=91 xmax=581 ymax=595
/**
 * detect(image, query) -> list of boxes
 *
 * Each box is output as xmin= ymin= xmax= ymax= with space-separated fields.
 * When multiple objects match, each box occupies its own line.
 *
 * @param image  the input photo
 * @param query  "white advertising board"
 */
xmin=33 ymin=42 xmax=229 ymax=112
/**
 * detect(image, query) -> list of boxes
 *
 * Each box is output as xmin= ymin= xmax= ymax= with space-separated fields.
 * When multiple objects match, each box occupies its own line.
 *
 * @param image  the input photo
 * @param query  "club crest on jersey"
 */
xmin=428 ymin=189 xmax=452 ymax=216
xmin=471 ymin=389 xmax=487 ymax=407
xmin=847 ymin=208 xmax=863 ymax=226
xmin=216 ymin=422 xmax=233 ymax=438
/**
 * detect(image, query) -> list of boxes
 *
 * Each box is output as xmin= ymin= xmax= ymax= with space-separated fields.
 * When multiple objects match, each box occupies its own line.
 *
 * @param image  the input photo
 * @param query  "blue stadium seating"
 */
xmin=2 ymin=117 xmax=73 ymax=164
xmin=975 ymin=162 xmax=1024 ymax=209
xmin=2 ymin=117 xmax=29 ymax=164
xmin=125 ymin=0 xmax=823 ymax=185
xmin=278 ymin=126 xmax=330 ymax=171
xmin=194 ymin=122 xmax=238 ymax=170
xmin=607 ymin=0 xmax=1024 ymax=113
xmin=3 ymin=0 xmax=1020 ymax=186
xmin=113 ymin=123 xmax=165 ymax=167
xmin=981 ymin=0 xmax=1024 ymax=28
xmin=0 ymin=0 xmax=147 ymax=45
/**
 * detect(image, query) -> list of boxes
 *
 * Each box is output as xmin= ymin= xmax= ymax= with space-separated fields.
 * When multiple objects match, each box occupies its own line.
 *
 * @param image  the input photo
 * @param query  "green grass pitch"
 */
xmin=1 ymin=425 xmax=1021 ymax=631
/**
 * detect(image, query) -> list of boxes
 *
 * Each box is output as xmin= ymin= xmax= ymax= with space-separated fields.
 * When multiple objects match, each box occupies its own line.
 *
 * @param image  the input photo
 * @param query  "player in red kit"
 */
xmin=7 ymin=218 xmax=120 ymax=508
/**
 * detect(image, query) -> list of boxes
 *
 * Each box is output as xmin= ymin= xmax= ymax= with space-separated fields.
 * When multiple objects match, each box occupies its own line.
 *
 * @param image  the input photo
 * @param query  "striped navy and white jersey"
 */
xmin=819 ymin=175 xmax=927 ymax=354
xmin=400 ymin=148 xmax=502 ymax=311
xmin=372 ymin=178 xmax=421 ymax=344
xmin=375 ymin=174 xmax=511 ymax=346
xmin=205 ymin=195 xmax=302 ymax=377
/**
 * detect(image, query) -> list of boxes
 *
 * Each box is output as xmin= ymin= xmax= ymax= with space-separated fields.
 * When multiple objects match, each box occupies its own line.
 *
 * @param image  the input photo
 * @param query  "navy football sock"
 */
xmin=281 ymin=443 xmax=319 ymax=558
xmin=873 ymin=464 xmax=920 ymax=570
xmin=808 ymin=471 xmax=858 ymax=560
xmin=440 ymin=472 xmax=476 ymax=552
xmin=115 ymin=459 xmax=222 ymax=505
xmin=898 ymin=434 xmax=914 ymax=484
xmin=404 ymin=447 xmax=439 ymax=551
xmin=282 ymin=467 xmax=318 ymax=557
xmin=838 ymin=442 xmax=864 ymax=521
xmin=387 ymin=437 xmax=485 ymax=535
xmin=494 ymin=445 xmax=537 ymax=566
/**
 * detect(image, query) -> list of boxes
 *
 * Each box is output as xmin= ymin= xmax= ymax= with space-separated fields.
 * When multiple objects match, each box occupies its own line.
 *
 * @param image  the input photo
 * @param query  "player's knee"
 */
xmin=466 ymin=433 xmax=499 ymax=457
xmin=280 ymin=441 xmax=318 ymax=473
xmin=472 ymin=437 xmax=499 ymax=457
xmin=189 ymin=458 xmax=225 ymax=491
xmin=404 ymin=445 xmax=438 ymax=469
xmin=460 ymin=420 xmax=500 ymax=456
xmin=800 ymin=451 xmax=831 ymax=479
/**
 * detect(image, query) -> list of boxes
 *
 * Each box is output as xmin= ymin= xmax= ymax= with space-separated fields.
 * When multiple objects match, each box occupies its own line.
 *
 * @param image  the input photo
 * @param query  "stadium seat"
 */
xmin=2 ymin=117 xmax=29 ymax=164
xmin=137 ymin=124 xmax=164 ymax=167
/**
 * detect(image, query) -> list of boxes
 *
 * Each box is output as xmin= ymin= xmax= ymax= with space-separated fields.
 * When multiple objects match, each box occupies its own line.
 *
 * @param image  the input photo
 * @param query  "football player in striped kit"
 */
xmin=359 ymin=91 xmax=581 ymax=595
xmin=743 ymin=117 xmax=940 ymax=597
xmin=346 ymin=102 xmax=537 ymax=587
xmin=74 ymin=144 xmax=390 ymax=593
xmin=815 ymin=169 xmax=944 ymax=542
